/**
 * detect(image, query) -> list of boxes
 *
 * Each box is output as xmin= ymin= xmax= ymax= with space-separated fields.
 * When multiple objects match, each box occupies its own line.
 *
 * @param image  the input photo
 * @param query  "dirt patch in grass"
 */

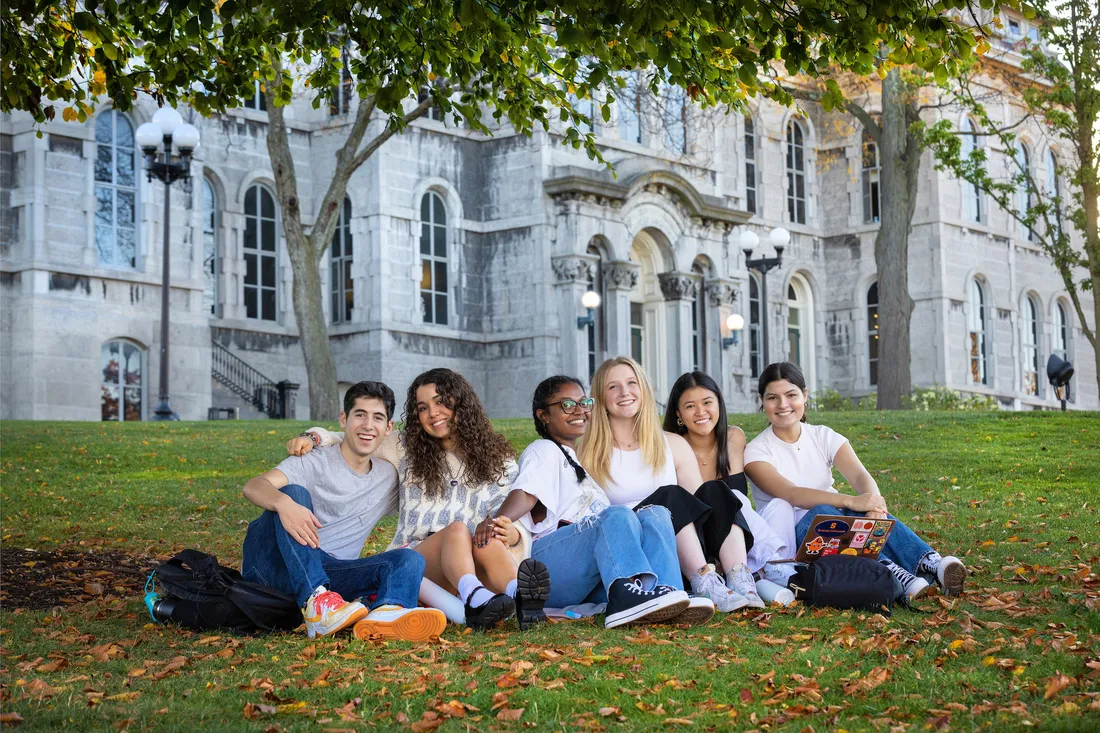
xmin=1 ymin=547 xmax=154 ymax=611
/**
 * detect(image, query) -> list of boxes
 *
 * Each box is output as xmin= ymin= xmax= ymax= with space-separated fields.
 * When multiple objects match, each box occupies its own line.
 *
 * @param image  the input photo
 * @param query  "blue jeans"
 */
xmin=530 ymin=504 xmax=681 ymax=608
xmin=794 ymin=505 xmax=935 ymax=574
xmin=241 ymin=484 xmax=424 ymax=609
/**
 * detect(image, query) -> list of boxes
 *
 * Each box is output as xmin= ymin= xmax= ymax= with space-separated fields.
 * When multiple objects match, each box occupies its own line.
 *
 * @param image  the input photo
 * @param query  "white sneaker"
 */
xmin=936 ymin=556 xmax=967 ymax=596
xmin=352 ymin=605 xmax=447 ymax=642
xmin=726 ymin=564 xmax=766 ymax=609
xmin=302 ymin=588 xmax=369 ymax=638
xmin=753 ymin=578 xmax=796 ymax=607
xmin=761 ymin=561 xmax=797 ymax=586
xmin=881 ymin=559 xmax=930 ymax=599
xmin=690 ymin=564 xmax=750 ymax=613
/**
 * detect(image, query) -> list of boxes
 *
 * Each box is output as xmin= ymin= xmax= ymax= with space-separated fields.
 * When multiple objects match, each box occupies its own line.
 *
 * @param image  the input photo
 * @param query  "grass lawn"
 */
xmin=1 ymin=412 xmax=1098 ymax=731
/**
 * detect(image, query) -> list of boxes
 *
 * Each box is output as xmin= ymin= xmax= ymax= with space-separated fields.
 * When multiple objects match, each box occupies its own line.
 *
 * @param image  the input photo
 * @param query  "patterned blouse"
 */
xmin=308 ymin=427 xmax=517 ymax=550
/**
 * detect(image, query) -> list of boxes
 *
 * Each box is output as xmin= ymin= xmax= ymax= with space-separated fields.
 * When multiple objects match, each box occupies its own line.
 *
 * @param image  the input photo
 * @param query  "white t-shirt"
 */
xmin=514 ymin=440 xmax=610 ymax=541
xmin=603 ymin=437 xmax=677 ymax=508
xmin=743 ymin=423 xmax=848 ymax=518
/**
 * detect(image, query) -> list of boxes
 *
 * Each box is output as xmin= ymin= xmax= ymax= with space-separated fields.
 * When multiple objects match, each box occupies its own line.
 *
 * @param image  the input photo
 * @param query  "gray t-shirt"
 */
xmin=276 ymin=444 xmax=398 ymax=561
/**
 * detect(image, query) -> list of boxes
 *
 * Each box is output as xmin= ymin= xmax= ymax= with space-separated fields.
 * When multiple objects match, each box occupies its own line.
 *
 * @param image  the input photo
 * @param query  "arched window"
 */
xmin=328 ymin=44 xmax=353 ymax=117
xmin=618 ymin=73 xmax=642 ymax=144
xmin=243 ymin=184 xmax=279 ymax=321
xmin=862 ymin=130 xmax=881 ymax=223
xmin=1046 ymin=149 xmax=1063 ymax=235
xmin=101 ymin=339 xmax=144 ymax=421
xmin=202 ymin=177 xmax=219 ymax=316
xmin=1015 ymin=143 xmax=1033 ymax=241
xmin=1023 ymin=295 xmax=1039 ymax=396
xmin=1053 ymin=301 xmax=1070 ymax=400
xmin=968 ymin=278 xmax=988 ymax=384
xmin=330 ymin=197 xmax=353 ymax=324
xmin=786 ymin=120 xmax=807 ymax=224
xmin=787 ymin=281 xmax=804 ymax=366
xmin=420 ymin=192 xmax=449 ymax=325
xmin=94 ymin=110 xmax=138 ymax=269
xmin=585 ymin=244 xmax=606 ymax=380
xmin=690 ymin=261 xmax=707 ymax=372
xmin=961 ymin=118 xmax=982 ymax=223
xmin=744 ymin=116 xmax=758 ymax=214
xmin=749 ymin=274 xmax=762 ymax=378
xmin=662 ymin=84 xmax=688 ymax=155
xmin=867 ymin=281 xmax=879 ymax=386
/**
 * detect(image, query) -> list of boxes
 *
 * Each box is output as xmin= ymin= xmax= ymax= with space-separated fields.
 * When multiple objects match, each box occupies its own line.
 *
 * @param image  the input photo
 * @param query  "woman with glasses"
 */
xmin=481 ymin=375 xmax=694 ymax=628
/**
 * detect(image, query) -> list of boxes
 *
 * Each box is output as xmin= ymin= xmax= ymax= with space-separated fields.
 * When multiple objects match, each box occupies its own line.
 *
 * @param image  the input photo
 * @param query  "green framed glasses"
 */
xmin=546 ymin=397 xmax=595 ymax=414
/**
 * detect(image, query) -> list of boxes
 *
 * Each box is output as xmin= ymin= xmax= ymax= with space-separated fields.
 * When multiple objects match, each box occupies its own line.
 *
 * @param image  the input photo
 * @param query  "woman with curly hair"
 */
xmin=288 ymin=368 xmax=550 ymax=630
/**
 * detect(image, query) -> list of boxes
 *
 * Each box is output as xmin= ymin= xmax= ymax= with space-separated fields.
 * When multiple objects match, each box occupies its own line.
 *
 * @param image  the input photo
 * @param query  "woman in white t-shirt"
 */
xmin=482 ymin=375 xmax=695 ymax=629
xmin=744 ymin=362 xmax=967 ymax=598
xmin=577 ymin=357 xmax=755 ymax=614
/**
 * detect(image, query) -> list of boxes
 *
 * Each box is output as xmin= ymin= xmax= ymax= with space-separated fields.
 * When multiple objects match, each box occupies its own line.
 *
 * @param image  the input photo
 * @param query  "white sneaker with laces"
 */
xmin=881 ymin=559 xmax=930 ymax=599
xmin=352 ymin=605 xmax=447 ymax=642
xmin=690 ymin=564 xmax=750 ymax=613
xmin=726 ymin=564 xmax=766 ymax=609
xmin=936 ymin=556 xmax=967 ymax=596
xmin=302 ymin=587 xmax=369 ymax=638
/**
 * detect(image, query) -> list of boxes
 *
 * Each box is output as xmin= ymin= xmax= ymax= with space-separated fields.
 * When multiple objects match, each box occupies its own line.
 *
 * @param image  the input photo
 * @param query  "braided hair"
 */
xmin=532 ymin=375 xmax=589 ymax=485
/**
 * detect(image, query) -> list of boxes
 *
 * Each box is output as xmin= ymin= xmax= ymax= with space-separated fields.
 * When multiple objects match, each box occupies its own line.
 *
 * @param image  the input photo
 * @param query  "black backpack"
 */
xmin=788 ymin=555 xmax=904 ymax=615
xmin=145 ymin=550 xmax=302 ymax=633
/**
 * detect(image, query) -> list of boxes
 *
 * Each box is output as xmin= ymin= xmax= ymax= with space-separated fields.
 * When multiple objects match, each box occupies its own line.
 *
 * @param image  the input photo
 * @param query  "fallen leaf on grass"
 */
xmin=842 ymin=667 xmax=891 ymax=696
xmin=1043 ymin=672 xmax=1074 ymax=700
xmin=599 ymin=707 xmax=621 ymax=717
xmin=35 ymin=659 xmax=67 ymax=673
xmin=496 ymin=707 xmax=524 ymax=721
xmin=663 ymin=718 xmax=694 ymax=725
xmin=740 ymin=688 xmax=754 ymax=704
xmin=409 ymin=711 xmax=443 ymax=732
xmin=0 ymin=712 xmax=24 ymax=725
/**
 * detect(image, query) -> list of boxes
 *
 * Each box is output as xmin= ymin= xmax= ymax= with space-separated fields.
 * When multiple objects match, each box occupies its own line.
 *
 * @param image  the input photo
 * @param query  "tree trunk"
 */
xmin=874 ymin=69 xmax=917 ymax=410
xmin=266 ymin=95 xmax=341 ymax=420
xmin=1084 ymin=167 xmax=1100 ymax=401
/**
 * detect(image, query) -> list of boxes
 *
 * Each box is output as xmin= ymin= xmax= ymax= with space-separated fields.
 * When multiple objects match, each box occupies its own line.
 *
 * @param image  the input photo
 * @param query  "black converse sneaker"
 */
xmin=604 ymin=579 xmax=689 ymax=629
xmin=515 ymin=558 xmax=551 ymax=630
xmin=880 ymin=559 xmax=930 ymax=600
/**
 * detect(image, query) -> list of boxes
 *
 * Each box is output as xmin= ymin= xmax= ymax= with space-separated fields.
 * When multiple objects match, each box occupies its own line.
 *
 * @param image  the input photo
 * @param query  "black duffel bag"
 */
xmin=787 ymin=555 xmax=903 ymax=615
xmin=145 ymin=549 xmax=301 ymax=633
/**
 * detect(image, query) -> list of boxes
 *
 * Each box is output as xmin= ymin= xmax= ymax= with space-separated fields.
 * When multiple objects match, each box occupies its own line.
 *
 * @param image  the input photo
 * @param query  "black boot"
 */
xmin=515 ymin=558 xmax=551 ymax=630
xmin=464 ymin=587 xmax=515 ymax=630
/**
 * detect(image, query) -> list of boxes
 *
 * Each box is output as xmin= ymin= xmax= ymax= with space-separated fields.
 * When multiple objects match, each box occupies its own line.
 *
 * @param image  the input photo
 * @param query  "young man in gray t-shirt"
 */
xmin=241 ymin=381 xmax=445 ymax=641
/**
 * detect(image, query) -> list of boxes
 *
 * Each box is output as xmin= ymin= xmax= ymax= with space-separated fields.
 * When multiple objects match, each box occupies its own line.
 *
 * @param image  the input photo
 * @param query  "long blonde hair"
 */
xmin=579 ymin=356 xmax=667 ymax=488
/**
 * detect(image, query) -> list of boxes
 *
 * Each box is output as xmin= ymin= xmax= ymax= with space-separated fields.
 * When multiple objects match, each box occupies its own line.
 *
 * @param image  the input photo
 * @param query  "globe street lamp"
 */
xmin=740 ymin=227 xmax=789 ymax=366
xmin=135 ymin=108 xmax=200 ymax=421
xmin=722 ymin=312 xmax=745 ymax=348
xmin=576 ymin=289 xmax=602 ymax=329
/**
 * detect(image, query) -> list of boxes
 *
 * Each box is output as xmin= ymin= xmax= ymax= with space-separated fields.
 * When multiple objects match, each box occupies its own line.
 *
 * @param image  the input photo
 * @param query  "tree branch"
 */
xmin=348 ymin=94 xmax=434 ymax=171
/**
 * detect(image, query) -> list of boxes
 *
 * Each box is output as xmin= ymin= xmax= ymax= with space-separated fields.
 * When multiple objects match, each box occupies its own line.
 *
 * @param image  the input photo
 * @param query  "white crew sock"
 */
xmin=505 ymin=579 xmax=518 ymax=598
xmin=457 ymin=574 xmax=493 ymax=608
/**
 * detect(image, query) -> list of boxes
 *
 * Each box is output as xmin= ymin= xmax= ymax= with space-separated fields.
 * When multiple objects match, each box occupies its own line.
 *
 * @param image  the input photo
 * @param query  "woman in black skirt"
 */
xmin=663 ymin=371 xmax=793 ymax=606
xmin=578 ymin=357 xmax=765 ymax=614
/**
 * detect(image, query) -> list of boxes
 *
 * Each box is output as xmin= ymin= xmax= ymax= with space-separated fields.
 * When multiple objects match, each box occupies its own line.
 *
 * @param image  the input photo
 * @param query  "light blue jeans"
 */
xmin=794 ymin=504 xmax=935 ymax=574
xmin=531 ymin=504 xmax=681 ymax=608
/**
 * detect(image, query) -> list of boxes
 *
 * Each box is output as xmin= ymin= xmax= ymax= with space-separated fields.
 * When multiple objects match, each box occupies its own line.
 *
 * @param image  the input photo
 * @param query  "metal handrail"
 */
xmin=210 ymin=340 xmax=283 ymax=417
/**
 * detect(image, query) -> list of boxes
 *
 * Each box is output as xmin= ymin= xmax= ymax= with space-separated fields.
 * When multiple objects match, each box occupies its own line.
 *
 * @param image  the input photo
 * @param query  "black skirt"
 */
xmin=635 ymin=473 xmax=756 ymax=566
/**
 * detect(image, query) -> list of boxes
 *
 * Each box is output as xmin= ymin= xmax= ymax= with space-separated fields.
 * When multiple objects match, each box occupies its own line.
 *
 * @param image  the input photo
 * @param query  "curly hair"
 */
xmin=402 ymin=368 xmax=515 ymax=499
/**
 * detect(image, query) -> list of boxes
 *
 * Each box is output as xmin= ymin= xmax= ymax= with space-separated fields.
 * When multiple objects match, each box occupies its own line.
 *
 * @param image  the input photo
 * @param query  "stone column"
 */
xmin=706 ymin=278 xmax=740 ymax=403
xmin=603 ymin=261 xmax=639 ymax=360
xmin=659 ymin=272 xmax=697 ymax=393
xmin=552 ymin=255 xmax=596 ymax=379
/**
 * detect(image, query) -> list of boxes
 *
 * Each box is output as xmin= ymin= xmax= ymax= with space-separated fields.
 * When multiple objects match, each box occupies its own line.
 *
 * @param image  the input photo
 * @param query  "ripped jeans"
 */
xmin=530 ymin=504 xmax=681 ymax=608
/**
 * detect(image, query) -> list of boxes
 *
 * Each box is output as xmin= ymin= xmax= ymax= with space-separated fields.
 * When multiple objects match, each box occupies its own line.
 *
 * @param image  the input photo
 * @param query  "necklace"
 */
xmin=692 ymin=447 xmax=717 ymax=467
xmin=445 ymin=455 xmax=463 ymax=487
xmin=614 ymin=436 xmax=638 ymax=450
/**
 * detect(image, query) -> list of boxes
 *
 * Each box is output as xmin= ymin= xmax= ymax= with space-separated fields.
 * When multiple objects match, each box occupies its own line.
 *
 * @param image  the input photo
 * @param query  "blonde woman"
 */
xmin=578 ymin=356 xmax=755 ymax=613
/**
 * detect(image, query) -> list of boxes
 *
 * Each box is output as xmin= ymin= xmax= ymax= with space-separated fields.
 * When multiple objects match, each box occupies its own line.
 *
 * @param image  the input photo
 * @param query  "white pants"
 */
xmin=757 ymin=498 xmax=803 ymax=562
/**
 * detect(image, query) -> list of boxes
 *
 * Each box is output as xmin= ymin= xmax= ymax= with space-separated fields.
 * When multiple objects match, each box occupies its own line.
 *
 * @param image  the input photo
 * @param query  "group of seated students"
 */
xmin=240 ymin=358 xmax=968 ymax=641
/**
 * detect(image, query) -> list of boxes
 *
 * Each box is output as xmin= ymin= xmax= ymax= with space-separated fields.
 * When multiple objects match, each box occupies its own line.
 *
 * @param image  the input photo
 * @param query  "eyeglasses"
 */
xmin=546 ymin=397 xmax=595 ymax=414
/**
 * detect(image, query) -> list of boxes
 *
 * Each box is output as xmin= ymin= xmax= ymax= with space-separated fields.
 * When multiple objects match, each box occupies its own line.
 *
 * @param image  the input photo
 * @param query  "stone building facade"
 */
xmin=2 ymin=27 xmax=1094 ymax=420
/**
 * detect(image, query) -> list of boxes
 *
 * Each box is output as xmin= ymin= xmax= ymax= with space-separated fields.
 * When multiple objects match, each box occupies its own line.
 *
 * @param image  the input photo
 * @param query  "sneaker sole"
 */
xmin=940 ymin=560 xmax=967 ymax=596
xmin=664 ymin=603 xmax=715 ymax=626
xmin=605 ymin=594 xmax=691 ymax=629
xmin=353 ymin=609 xmax=447 ymax=643
xmin=516 ymin=558 xmax=551 ymax=630
xmin=908 ymin=578 xmax=931 ymax=600
xmin=306 ymin=605 xmax=370 ymax=638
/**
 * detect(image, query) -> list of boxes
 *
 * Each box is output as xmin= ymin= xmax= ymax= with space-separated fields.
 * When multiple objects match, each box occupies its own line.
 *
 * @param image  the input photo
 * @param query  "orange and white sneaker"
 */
xmin=302 ymin=588 xmax=368 ymax=638
xmin=353 ymin=605 xmax=447 ymax=642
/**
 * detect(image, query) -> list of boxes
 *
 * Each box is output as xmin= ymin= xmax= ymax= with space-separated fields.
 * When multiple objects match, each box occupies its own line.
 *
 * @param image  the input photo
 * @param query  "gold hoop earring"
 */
xmin=676 ymin=417 xmax=684 ymax=427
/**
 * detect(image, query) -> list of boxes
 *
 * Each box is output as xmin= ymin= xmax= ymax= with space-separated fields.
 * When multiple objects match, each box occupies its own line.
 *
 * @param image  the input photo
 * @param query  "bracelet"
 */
xmin=299 ymin=432 xmax=320 ymax=447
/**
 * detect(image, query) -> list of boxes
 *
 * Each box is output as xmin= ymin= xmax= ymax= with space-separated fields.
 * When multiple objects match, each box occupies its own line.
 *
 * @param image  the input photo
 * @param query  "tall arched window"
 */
xmin=690 ymin=261 xmax=707 ymax=372
xmin=243 ymin=184 xmax=279 ymax=321
xmin=1015 ymin=142 xmax=1033 ymax=241
xmin=1053 ymin=301 xmax=1070 ymax=399
xmin=786 ymin=120 xmax=807 ymax=224
xmin=420 ymin=191 xmax=449 ymax=325
xmin=330 ymin=197 xmax=354 ymax=324
xmin=662 ymin=84 xmax=688 ymax=155
xmin=94 ymin=111 xmax=138 ymax=269
xmin=618 ymin=73 xmax=642 ymax=144
xmin=1023 ymin=295 xmax=1040 ymax=396
xmin=202 ymin=177 xmax=219 ymax=316
xmin=787 ymin=280 xmax=804 ymax=366
xmin=867 ymin=281 xmax=879 ymax=386
xmin=862 ymin=130 xmax=881 ymax=223
xmin=1046 ymin=149 xmax=1063 ymax=235
xmin=961 ymin=118 xmax=982 ymax=223
xmin=749 ymin=275 xmax=762 ymax=378
xmin=585 ymin=244 xmax=606 ymax=380
xmin=968 ymin=278 xmax=988 ymax=384
xmin=328 ymin=44 xmax=353 ymax=117
xmin=101 ymin=339 xmax=144 ymax=421
xmin=744 ymin=116 xmax=758 ymax=214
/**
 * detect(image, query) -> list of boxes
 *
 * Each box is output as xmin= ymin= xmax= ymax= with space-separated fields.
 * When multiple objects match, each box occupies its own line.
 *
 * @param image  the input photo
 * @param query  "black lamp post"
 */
xmin=136 ymin=108 xmax=200 ymax=421
xmin=740 ymin=227 xmax=790 ymax=366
